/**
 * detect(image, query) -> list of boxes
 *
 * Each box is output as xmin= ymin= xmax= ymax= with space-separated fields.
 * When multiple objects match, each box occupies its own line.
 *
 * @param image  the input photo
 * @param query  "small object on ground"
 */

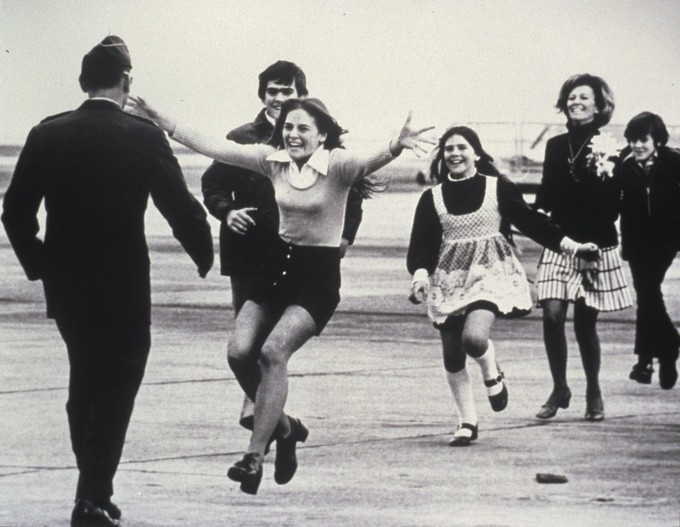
xmin=536 ymin=473 xmax=568 ymax=484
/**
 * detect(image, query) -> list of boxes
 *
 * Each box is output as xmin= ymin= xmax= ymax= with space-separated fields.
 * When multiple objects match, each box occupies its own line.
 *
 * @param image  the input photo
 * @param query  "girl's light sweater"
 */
xmin=172 ymin=125 xmax=395 ymax=246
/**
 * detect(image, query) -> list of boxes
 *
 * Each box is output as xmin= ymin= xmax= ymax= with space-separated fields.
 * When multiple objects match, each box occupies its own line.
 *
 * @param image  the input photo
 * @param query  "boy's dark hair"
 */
xmin=258 ymin=60 xmax=308 ymax=100
xmin=624 ymin=111 xmax=669 ymax=146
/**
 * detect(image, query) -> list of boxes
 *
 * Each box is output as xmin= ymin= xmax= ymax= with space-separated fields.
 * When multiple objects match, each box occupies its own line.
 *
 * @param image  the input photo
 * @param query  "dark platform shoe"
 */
xmin=274 ymin=417 xmax=309 ymax=485
xmin=227 ymin=452 xmax=263 ymax=495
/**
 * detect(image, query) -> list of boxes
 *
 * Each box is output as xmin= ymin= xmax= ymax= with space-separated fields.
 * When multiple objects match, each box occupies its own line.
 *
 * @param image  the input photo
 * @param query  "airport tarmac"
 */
xmin=1 ymin=192 xmax=679 ymax=526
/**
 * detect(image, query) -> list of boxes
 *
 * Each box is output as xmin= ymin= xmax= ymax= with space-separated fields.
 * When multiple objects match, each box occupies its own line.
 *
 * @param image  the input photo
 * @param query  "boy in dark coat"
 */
xmin=616 ymin=112 xmax=680 ymax=389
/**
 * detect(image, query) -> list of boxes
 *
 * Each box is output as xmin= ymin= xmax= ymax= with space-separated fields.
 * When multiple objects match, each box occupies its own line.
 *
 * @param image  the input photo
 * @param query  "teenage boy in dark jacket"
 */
xmin=616 ymin=112 xmax=680 ymax=389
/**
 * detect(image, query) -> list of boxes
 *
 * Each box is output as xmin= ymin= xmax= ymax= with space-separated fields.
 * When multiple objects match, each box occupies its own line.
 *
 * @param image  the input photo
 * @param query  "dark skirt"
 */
xmin=250 ymin=239 xmax=341 ymax=335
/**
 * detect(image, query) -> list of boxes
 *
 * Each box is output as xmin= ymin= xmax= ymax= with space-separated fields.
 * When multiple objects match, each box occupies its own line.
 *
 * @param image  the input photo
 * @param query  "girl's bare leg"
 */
xmin=248 ymin=305 xmax=317 ymax=456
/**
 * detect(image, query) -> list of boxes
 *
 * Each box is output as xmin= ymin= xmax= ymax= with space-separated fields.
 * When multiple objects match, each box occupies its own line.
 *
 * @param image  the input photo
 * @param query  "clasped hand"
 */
xmin=573 ymin=243 xmax=600 ymax=287
xmin=409 ymin=279 xmax=429 ymax=305
xmin=575 ymin=242 xmax=600 ymax=262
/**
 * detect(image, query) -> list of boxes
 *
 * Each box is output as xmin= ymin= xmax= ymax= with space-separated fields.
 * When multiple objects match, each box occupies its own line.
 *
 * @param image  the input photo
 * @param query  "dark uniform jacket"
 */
xmin=615 ymin=147 xmax=680 ymax=259
xmin=2 ymin=99 xmax=213 ymax=323
xmin=201 ymin=109 xmax=364 ymax=277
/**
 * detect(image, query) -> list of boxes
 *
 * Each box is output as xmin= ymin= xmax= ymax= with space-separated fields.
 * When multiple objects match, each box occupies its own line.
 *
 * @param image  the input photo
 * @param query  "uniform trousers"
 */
xmin=55 ymin=314 xmax=151 ymax=505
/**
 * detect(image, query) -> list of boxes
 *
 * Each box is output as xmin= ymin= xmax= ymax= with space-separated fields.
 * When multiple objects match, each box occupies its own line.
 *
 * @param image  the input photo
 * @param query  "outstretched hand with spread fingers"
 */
xmin=391 ymin=112 xmax=436 ymax=157
xmin=127 ymin=96 xmax=177 ymax=134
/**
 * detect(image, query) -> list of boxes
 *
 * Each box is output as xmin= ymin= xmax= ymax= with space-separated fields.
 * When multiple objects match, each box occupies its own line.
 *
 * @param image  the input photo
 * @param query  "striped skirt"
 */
xmin=536 ymin=246 xmax=633 ymax=312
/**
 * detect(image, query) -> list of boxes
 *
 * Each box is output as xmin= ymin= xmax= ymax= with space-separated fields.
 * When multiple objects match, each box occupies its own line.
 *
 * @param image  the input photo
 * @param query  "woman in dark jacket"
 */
xmin=616 ymin=112 xmax=680 ymax=389
xmin=533 ymin=74 xmax=632 ymax=422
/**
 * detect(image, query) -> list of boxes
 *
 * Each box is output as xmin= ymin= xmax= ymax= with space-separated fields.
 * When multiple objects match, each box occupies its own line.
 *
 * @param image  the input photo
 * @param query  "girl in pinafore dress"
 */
xmin=407 ymin=126 xmax=596 ymax=446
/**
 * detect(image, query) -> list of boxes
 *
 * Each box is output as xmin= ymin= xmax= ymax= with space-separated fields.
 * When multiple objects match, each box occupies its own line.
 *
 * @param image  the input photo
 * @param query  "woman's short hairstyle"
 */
xmin=257 ymin=61 xmax=309 ymax=100
xmin=555 ymin=73 xmax=615 ymax=127
xmin=429 ymin=125 xmax=500 ymax=183
xmin=624 ymin=111 xmax=669 ymax=146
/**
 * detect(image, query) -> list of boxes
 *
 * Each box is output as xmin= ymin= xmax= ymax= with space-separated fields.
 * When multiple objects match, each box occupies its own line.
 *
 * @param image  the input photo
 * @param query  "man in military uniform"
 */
xmin=2 ymin=36 xmax=213 ymax=526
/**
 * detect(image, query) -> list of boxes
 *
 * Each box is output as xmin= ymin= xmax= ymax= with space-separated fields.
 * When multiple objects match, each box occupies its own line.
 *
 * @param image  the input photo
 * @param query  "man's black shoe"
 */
xmin=71 ymin=499 xmax=117 ymax=527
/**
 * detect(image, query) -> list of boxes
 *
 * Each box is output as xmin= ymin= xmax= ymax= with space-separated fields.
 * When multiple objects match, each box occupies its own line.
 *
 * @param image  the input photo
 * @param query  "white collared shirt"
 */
xmin=266 ymin=148 xmax=330 ymax=189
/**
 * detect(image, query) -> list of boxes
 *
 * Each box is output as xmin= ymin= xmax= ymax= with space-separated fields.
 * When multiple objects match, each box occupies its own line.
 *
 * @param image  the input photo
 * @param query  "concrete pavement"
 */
xmin=1 ymin=206 xmax=680 ymax=526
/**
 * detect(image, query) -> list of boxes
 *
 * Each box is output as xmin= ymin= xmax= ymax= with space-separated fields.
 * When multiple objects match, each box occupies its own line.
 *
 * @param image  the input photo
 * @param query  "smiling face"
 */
xmin=567 ymin=85 xmax=598 ymax=126
xmin=629 ymin=133 xmax=657 ymax=162
xmin=444 ymin=134 xmax=477 ymax=179
xmin=282 ymin=108 xmax=327 ymax=162
xmin=262 ymin=80 xmax=298 ymax=120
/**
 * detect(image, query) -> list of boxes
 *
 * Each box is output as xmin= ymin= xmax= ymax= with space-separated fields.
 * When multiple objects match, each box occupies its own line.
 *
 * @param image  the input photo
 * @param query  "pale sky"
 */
xmin=1 ymin=0 xmax=680 ymax=144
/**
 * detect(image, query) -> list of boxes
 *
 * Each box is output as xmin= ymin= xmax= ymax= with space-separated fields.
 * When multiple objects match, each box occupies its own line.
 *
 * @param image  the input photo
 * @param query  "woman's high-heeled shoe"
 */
xmin=535 ymin=389 xmax=571 ymax=419
xmin=227 ymin=452 xmax=263 ymax=495
xmin=585 ymin=396 xmax=605 ymax=421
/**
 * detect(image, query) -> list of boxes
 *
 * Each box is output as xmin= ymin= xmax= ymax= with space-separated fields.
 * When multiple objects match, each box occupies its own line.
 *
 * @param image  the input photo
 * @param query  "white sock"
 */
xmin=472 ymin=340 xmax=503 ymax=396
xmin=446 ymin=369 xmax=478 ymax=426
